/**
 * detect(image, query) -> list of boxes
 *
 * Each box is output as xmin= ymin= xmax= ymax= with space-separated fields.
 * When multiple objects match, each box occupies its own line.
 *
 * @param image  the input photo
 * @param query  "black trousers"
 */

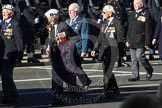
xmin=1 ymin=59 xmax=18 ymax=101
xmin=71 ymin=51 xmax=91 ymax=86
xmin=102 ymin=61 xmax=118 ymax=93
xmin=57 ymin=40 xmax=91 ymax=87
xmin=51 ymin=47 xmax=86 ymax=101
xmin=101 ymin=47 xmax=118 ymax=93
xmin=51 ymin=63 xmax=76 ymax=101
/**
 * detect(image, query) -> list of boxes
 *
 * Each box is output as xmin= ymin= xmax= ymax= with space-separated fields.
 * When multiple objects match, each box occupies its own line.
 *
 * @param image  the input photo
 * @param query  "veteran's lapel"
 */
xmin=4 ymin=20 xmax=13 ymax=39
xmin=6 ymin=22 xmax=11 ymax=29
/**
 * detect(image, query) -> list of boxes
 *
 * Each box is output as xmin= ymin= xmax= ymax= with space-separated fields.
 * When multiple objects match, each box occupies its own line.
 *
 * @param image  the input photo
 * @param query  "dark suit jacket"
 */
xmin=14 ymin=0 xmax=35 ymax=44
xmin=1 ymin=18 xmax=23 ymax=60
xmin=154 ymin=10 xmax=162 ymax=59
xmin=50 ymin=21 xmax=77 ymax=68
xmin=146 ymin=0 xmax=160 ymax=21
xmin=66 ymin=17 xmax=89 ymax=54
xmin=127 ymin=8 xmax=153 ymax=48
xmin=107 ymin=0 xmax=128 ymax=25
xmin=93 ymin=17 xmax=125 ymax=60
xmin=0 ymin=36 xmax=4 ymax=68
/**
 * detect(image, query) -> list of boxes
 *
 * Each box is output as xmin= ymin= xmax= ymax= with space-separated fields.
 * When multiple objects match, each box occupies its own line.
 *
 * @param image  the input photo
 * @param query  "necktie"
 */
xmin=3 ymin=21 xmax=8 ymax=30
xmin=104 ymin=20 xmax=109 ymax=33
xmin=135 ymin=11 xmax=139 ymax=18
xmin=50 ymin=25 xmax=55 ymax=42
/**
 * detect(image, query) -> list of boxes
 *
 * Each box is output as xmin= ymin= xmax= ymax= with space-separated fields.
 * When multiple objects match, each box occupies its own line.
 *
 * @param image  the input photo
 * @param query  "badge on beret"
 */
xmin=137 ymin=16 xmax=146 ymax=22
xmin=161 ymin=16 xmax=162 ymax=22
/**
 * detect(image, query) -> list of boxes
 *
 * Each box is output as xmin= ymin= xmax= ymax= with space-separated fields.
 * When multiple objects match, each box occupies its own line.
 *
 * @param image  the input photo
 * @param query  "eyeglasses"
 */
xmin=68 ymin=10 xmax=77 ymax=12
xmin=102 ymin=11 xmax=108 ymax=14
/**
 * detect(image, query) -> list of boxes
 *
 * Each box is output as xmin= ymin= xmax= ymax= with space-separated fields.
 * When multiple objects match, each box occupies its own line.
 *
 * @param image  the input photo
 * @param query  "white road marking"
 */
xmin=15 ymin=66 xmax=162 ymax=75
xmin=120 ymin=83 xmax=159 ymax=88
xmin=1 ymin=65 xmax=161 ymax=95
xmin=0 ymin=78 xmax=51 ymax=83
xmin=2 ymin=63 xmax=160 ymax=95
xmin=0 ymin=74 xmax=159 ymax=85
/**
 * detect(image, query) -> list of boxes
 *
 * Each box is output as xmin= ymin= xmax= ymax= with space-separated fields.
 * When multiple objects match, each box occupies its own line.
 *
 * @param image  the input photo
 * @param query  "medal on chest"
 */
xmin=107 ymin=27 xmax=115 ymax=33
xmin=4 ymin=28 xmax=13 ymax=39
xmin=137 ymin=16 xmax=146 ymax=22
xmin=75 ymin=23 xmax=78 ymax=29
xmin=107 ymin=27 xmax=115 ymax=38
xmin=137 ymin=12 xmax=146 ymax=22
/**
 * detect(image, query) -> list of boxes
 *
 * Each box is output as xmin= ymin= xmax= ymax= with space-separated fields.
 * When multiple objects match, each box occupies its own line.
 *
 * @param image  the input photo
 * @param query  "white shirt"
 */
xmin=5 ymin=18 xmax=12 ymax=23
xmin=54 ymin=24 xmax=58 ymax=37
xmin=70 ymin=15 xmax=79 ymax=25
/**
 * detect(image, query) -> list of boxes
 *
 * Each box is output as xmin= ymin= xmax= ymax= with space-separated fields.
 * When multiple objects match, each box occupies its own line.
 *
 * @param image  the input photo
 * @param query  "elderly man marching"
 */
xmin=65 ymin=2 xmax=91 ymax=94
xmin=126 ymin=0 xmax=153 ymax=81
xmin=91 ymin=5 xmax=125 ymax=98
xmin=45 ymin=9 xmax=73 ymax=105
xmin=45 ymin=8 xmax=91 ymax=105
xmin=0 ymin=4 xmax=23 ymax=106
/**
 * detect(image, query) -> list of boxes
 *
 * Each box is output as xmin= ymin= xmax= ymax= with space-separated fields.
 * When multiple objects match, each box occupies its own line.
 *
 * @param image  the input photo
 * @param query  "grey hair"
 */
xmin=134 ymin=0 xmax=144 ymax=3
xmin=103 ymin=5 xmax=115 ymax=14
xmin=68 ymin=3 xmax=80 ymax=12
xmin=2 ymin=8 xmax=14 ymax=16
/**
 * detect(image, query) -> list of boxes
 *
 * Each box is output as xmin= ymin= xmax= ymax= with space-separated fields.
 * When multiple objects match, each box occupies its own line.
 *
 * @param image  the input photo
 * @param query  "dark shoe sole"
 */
xmin=128 ymin=78 xmax=139 ymax=81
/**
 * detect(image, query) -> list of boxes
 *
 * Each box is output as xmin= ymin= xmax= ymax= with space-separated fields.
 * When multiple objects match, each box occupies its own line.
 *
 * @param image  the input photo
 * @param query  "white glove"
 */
xmin=34 ymin=17 xmax=39 ymax=24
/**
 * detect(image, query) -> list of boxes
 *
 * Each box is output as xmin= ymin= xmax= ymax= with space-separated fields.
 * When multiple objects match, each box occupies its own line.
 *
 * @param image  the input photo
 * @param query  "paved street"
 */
xmin=0 ymin=52 xmax=162 ymax=108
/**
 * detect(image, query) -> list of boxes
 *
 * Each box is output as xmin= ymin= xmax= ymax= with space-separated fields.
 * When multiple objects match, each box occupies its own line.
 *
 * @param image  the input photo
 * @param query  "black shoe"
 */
xmin=149 ymin=55 xmax=154 ymax=60
xmin=128 ymin=78 xmax=139 ymax=81
xmin=146 ymin=69 xmax=153 ymax=81
xmin=104 ymin=89 xmax=120 ymax=98
xmin=146 ymin=73 xmax=152 ymax=81
xmin=121 ymin=62 xmax=131 ymax=67
xmin=27 ymin=58 xmax=40 ymax=63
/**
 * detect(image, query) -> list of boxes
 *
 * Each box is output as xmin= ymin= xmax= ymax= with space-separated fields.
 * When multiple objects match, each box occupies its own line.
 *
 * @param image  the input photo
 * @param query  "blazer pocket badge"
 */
xmin=137 ymin=16 xmax=146 ymax=22
xmin=107 ymin=27 xmax=115 ymax=33
xmin=5 ymin=29 xmax=13 ymax=39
